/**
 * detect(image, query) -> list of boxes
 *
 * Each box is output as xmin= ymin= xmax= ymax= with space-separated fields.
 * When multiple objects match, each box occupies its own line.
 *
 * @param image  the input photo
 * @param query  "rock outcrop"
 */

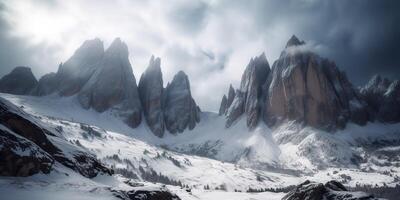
xmin=139 ymin=56 xmax=165 ymax=137
xmin=56 ymin=38 xmax=104 ymax=96
xmin=283 ymin=180 xmax=377 ymax=200
xmin=164 ymin=71 xmax=200 ymax=134
xmin=220 ymin=35 xmax=369 ymax=130
xmin=0 ymin=66 xmax=38 ymax=95
xmin=360 ymin=75 xmax=400 ymax=123
xmin=31 ymin=72 xmax=58 ymax=96
xmin=77 ymin=38 xmax=142 ymax=127
xmin=0 ymin=97 xmax=112 ymax=178
xmin=218 ymin=84 xmax=235 ymax=116
xmin=220 ymin=53 xmax=270 ymax=128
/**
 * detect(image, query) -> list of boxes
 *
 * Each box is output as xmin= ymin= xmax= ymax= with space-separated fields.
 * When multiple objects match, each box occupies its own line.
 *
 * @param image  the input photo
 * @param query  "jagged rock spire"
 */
xmin=139 ymin=55 xmax=165 ymax=137
xmin=223 ymin=52 xmax=270 ymax=128
xmin=285 ymin=35 xmax=305 ymax=48
xmin=56 ymin=38 xmax=104 ymax=96
xmin=77 ymin=38 xmax=142 ymax=127
xmin=164 ymin=71 xmax=200 ymax=134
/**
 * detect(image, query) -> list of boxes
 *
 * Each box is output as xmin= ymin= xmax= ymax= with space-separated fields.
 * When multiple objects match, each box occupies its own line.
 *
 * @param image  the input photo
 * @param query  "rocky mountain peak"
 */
xmin=220 ymin=36 xmax=371 ymax=131
xmin=70 ymin=38 xmax=104 ymax=63
xmin=285 ymin=35 xmax=305 ymax=48
xmin=139 ymin=56 xmax=165 ymax=137
xmin=77 ymin=38 xmax=142 ymax=127
xmin=105 ymin=37 xmax=129 ymax=58
xmin=0 ymin=66 xmax=38 ymax=95
xmin=221 ymin=52 xmax=270 ymax=128
xmin=164 ymin=70 xmax=200 ymax=134
xmin=56 ymin=39 xmax=105 ymax=96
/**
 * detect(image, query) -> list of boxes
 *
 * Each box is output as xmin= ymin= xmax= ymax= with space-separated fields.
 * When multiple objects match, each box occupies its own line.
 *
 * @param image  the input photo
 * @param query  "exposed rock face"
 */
xmin=0 ymin=66 xmax=38 ymax=95
xmin=77 ymin=38 xmax=142 ymax=127
xmin=283 ymin=180 xmax=377 ymax=200
xmin=221 ymin=53 xmax=270 ymax=128
xmin=139 ymin=56 xmax=165 ymax=137
xmin=0 ymin=128 xmax=54 ymax=177
xmin=219 ymin=35 xmax=369 ymax=130
xmin=163 ymin=71 xmax=200 ymax=134
xmin=56 ymin=38 xmax=104 ymax=96
xmin=0 ymin=97 xmax=112 ymax=178
xmin=112 ymin=188 xmax=181 ymax=200
xmin=360 ymin=75 xmax=400 ymax=123
xmin=264 ymin=38 xmax=369 ymax=130
xmin=219 ymin=95 xmax=228 ymax=115
xmin=31 ymin=72 xmax=58 ymax=96
xmin=218 ymin=85 xmax=236 ymax=116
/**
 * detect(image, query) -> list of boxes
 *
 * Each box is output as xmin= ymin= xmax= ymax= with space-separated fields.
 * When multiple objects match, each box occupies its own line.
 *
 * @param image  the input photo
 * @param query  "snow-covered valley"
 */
xmin=1 ymin=93 xmax=399 ymax=199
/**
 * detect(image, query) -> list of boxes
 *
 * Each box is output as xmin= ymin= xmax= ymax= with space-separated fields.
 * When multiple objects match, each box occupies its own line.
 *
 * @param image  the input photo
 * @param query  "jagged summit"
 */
xmin=77 ymin=38 xmax=142 ymax=127
xmin=0 ymin=66 xmax=38 ymax=95
xmin=139 ymin=55 xmax=165 ymax=137
xmin=138 ymin=57 xmax=200 ymax=137
xmin=221 ymin=52 xmax=270 ymax=129
xmin=285 ymin=34 xmax=305 ymax=48
xmin=164 ymin=70 xmax=200 ymax=134
xmin=220 ymin=35 xmax=370 ymax=130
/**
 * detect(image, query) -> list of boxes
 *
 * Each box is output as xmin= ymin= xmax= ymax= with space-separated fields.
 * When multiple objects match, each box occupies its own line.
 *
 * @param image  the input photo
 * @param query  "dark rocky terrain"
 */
xmin=283 ymin=180 xmax=378 ymax=200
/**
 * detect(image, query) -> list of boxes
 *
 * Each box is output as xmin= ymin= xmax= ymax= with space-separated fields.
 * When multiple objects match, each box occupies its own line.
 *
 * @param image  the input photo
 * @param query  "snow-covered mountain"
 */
xmin=0 ymin=36 xmax=399 ymax=200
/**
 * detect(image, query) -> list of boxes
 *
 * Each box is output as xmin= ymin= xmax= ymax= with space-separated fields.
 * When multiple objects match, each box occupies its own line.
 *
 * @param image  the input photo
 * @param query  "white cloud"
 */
xmin=0 ymin=0 xmax=314 ymax=111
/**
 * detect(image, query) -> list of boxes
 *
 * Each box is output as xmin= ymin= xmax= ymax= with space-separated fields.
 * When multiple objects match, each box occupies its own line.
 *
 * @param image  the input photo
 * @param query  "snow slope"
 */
xmin=1 ymin=93 xmax=400 ymax=191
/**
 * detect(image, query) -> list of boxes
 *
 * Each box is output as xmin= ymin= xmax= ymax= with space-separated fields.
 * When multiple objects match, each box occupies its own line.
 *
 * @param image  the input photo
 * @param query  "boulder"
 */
xmin=163 ymin=71 xmax=200 ymax=134
xmin=0 ymin=66 xmax=38 ymax=95
xmin=138 ymin=56 xmax=165 ymax=137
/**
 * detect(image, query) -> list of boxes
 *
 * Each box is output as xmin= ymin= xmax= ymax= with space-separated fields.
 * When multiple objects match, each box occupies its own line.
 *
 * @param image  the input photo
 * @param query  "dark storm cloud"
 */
xmin=243 ymin=0 xmax=400 ymax=85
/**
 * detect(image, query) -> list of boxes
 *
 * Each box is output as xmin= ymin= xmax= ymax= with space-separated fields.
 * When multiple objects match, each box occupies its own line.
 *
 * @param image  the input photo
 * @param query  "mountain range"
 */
xmin=0 ymin=36 xmax=399 ymax=200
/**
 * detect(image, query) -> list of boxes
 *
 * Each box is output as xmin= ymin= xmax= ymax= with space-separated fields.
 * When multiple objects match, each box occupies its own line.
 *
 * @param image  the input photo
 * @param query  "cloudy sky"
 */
xmin=0 ymin=0 xmax=399 ymax=111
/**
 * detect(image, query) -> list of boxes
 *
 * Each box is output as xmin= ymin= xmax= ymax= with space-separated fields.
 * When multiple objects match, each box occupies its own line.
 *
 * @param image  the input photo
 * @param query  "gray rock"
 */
xmin=56 ymin=38 xmax=104 ymax=96
xmin=139 ymin=56 xmax=165 ymax=137
xmin=0 ymin=66 xmax=38 ymax=95
xmin=227 ymin=84 xmax=236 ymax=108
xmin=283 ymin=180 xmax=377 ymax=200
xmin=285 ymin=35 xmax=305 ymax=48
xmin=0 ymin=97 xmax=112 ymax=178
xmin=163 ymin=71 xmax=200 ymax=134
xmin=241 ymin=53 xmax=270 ymax=128
xmin=361 ymin=76 xmax=400 ymax=123
xmin=77 ymin=38 xmax=142 ymax=127
xmin=218 ymin=95 xmax=228 ymax=115
xmin=263 ymin=36 xmax=367 ymax=130
xmin=31 ymin=72 xmax=58 ymax=96
xmin=224 ymin=53 xmax=270 ymax=128
xmin=378 ymin=80 xmax=400 ymax=122
xmin=218 ymin=84 xmax=235 ymax=116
